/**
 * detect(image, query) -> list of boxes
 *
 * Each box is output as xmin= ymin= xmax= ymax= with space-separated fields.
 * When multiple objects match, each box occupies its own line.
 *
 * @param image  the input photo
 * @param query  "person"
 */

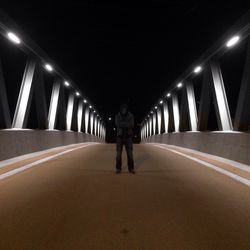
xmin=115 ymin=104 xmax=135 ymax=174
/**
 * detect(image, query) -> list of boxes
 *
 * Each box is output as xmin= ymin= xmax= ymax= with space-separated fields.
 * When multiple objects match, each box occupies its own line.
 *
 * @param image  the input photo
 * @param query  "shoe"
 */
xmin=129 ymin=169 xmax=135 ymax=174
xmin=116 ymin=169 xmax=121 ymax=174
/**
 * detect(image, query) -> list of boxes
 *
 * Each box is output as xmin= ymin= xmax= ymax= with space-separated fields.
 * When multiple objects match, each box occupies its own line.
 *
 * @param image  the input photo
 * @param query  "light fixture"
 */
xmin=89 ymin=105 xmax=92 ymax=109
xmin=7 ymin=32 xmax=21 ymax=44
xmin=148 ymin=115 xmax=150 ymax=117
xmin=64 ymin=81 xmax=70 ymax=87
xmin=83 ymin=99 xmax=87 ymax=103
xmin=76 ymin=92 xmax=80 ymax=96
xmin=108 ymin=117 xmax=112 ymax=121
xmin=150 ymin=111 xmax=153 ymax=114
xmin=154 ymin=106 xmax=158 ymax=109
xmin=45 ymin=64 xmax=53 ymax=72
xmin=177 ymin=82 xmax=183 ymax=88
xmin=226 ymin=35 xmax=240 ymax=48
xmin=194 ymin=65 xmax=202 ymax=74
xmin=159 ymin=100 xmax=163 ymax=104
xmin=167 ymin=92 xmax=171 ymax=98
xmin=94 ymin=110 xmax=96 ymax=113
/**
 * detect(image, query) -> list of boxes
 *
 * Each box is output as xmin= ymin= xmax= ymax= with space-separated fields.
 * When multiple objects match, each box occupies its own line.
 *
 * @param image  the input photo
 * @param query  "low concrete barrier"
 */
xmin=142 ymin=132 xmax=250 ymax=165
xmin=0 ymin=129 xmax=104 ymax=161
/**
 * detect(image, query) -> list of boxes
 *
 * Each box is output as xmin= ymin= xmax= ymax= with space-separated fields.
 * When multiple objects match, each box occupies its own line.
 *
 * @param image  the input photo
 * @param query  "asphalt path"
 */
xmin=0 ymin=143 xmax=250 ymax=250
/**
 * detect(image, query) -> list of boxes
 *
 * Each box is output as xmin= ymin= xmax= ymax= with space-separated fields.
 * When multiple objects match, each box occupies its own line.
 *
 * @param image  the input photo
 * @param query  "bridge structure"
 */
xmin=140 ymin=10 xmax=250 ymax=166
xmin=0 ymin=10 xmax=106 ymax=161
xmin=0 ymin=9 xmax=250 ymax=250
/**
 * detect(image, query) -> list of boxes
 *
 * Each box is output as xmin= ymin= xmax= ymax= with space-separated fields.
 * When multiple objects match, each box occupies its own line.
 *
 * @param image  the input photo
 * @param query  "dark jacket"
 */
xmin=115 ymin=112 xmax=134 ymax=137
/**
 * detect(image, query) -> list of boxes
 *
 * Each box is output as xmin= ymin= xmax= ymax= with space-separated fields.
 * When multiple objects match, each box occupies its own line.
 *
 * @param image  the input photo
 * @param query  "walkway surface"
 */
xmin=0 ymin=143 xmax=250 ymax=250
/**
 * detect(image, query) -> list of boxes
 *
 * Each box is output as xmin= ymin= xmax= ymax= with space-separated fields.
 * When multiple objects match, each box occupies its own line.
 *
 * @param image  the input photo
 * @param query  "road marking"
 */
xmin=153 ymin=144 xmax=250 ymax=187
xmin=0 ymin=142 xmax=99 ymax=169
xmin=0 ymin=143 xmax=96 ymax=181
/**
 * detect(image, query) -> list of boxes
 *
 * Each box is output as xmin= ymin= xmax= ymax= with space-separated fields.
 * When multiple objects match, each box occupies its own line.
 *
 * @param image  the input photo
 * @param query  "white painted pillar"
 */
xmin=157 ymin=108 xmax=162 ymax=134
xmin=66 ymin=91 xmax=74 ymax=131
xmin=163 ymin=101 xmax=169 ymax=133
xmin=152 ymin=112 xmax=156 ymax=135
xmin=186 ymin=81 xmax=198 ymax=131
xmin=84 ymin=106 xmax=89 ymax=133
xmin=146 ymin=120 xmax=149 ymax=138
xmin=172 ymin=93 xmax=180 ymax=132
xmin=94 ymin=114 xmax=97 ymax=136
xmin=12 ymin=58 xmax=36 ymax=128
xmin=77 ymin=101 xmax=83 ymax=132
xmin=90 ymin=111 xmax=94 ymax=134
xmin=210 ymin=61 xmax=233 ymax=131
xmin=48 ymin=80 xmax=60 ymax=130
xmin=149 ymin=116 xmax=152 ymax=136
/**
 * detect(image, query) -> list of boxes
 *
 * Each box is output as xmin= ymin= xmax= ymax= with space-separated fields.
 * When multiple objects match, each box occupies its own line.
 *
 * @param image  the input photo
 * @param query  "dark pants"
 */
xmin=116 ymin=137 xmax=134 ymax=170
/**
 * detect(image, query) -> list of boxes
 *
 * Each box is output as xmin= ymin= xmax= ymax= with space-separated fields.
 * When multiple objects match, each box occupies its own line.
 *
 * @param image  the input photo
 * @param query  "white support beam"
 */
xmin=157 ymin=108 xmax=162 ymax=134
xmin=48 ymin=80 xmax=61 ymax=130
xmin=153 ymin=112 xmax=156 ymax=135
xmin=149 ymin=116 xmax=152 ymax=137
xmin=12 ymin=58 xmax=36 ymax=128
xmin=94 ymin=114 xmax=97 ymax=136
xmin=210 ymin=61 xmax=233 ymax=131
xmin=172 ymin=93 xmax=180 ymax=132
xmin=77 ymin=101 xmax=83 ymax=132
xmin=90 ymin=111 xmax=94 ymax=134
xmin=66 ymin=91 xmax=74 ymax=131
xmin=163 ymin=101 xmax=169 ymax=133
xmin=146 ymin=120 xmax=149 ymax=138
xmin=84 ymin=106 xmax=89 ymax=133
xmin=186 ymin=81 xmax=198 ymax=131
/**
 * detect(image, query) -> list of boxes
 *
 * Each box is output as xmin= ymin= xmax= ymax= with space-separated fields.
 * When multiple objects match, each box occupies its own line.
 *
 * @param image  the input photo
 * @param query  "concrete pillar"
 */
xmin=77 ymin=100 xmax=83 ymax=132
xmin=172 ymin=93 xmax=180 ymax=132
xmin=84 ymin=106 xmax=89 ymax=133
xmin=149 ymin=115 xmax=152 ymax=136
xmin=66 ymin=91 xmax=74 ymax=131
xmin=210 ymin=61 xmax=233 ymax=131
xmin=157 ymin=107 xmax=162 ymax=134
xmin=94 ymin=114 xmax=97 ymax=136
xmin=12 ymin=57 xmax=36 ymax=128
xmin=186 ymin=81 xmax=198 ymax=131
xmin=153 ymin=112 xmax=156 ymax=135
xmin=90 ymin=111 xmax=94 ymax=134
xmin=163 ymin=101 xmax=169 ymax=133
xmin=48 ymin=79 xmax=61 ymax=130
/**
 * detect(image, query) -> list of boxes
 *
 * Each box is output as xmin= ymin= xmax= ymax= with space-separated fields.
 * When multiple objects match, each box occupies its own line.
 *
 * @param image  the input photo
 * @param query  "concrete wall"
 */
xmin=0 ymin=130 xmax=104 ymax=161
xmin=142 ymin=132 xmax=250 ymax=165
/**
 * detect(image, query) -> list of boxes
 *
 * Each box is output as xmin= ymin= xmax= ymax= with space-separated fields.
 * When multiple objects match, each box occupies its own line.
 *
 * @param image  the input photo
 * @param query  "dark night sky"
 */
xmin=1 ymin=1 xmax=250 ymax=139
